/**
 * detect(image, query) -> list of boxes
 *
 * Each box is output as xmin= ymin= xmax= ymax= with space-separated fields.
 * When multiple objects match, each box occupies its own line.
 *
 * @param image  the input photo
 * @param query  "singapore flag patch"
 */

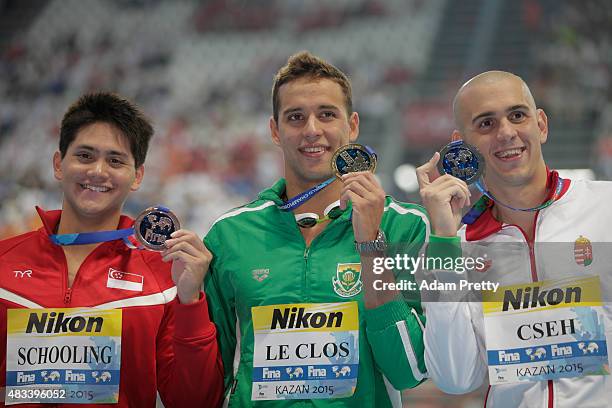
xmin=107 ymin=267 xmax=144 ymax=292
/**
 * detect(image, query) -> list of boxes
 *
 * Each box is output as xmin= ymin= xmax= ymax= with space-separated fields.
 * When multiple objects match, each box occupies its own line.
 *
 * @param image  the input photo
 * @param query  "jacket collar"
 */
xmin=465 ymin=169 xmax=571 ymax=241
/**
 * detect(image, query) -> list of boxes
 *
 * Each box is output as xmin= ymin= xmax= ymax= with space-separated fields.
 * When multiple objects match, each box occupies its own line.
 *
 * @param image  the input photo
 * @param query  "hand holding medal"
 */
xmin=135 ymin=207 xmax=211 ymax=304
xmin=284 ymin=143 xmax=382 ymax=237
xmin=334 ymin=144 xmax=385 ymax=243
xmin=416 ymin=144 xmax=472 ymax=237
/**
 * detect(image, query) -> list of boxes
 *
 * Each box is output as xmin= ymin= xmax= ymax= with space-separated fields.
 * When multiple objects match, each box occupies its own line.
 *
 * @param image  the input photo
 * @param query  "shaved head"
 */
xmin=453 ymin=71 xmax=537 ymax=132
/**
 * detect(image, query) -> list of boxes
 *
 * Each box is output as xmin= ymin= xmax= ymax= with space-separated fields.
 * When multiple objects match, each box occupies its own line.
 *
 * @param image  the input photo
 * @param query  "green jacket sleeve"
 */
xmin=204 ymin=228 xmax=236 ymax=399
xmin=364 ymin=202 xmax=429 ymax=390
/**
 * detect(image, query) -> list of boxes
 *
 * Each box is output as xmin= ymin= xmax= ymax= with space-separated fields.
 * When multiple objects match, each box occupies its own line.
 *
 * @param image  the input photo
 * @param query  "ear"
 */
xmin=348 ymin=112 xmax=360 ymax=143
xmin=131 ymin=165 xmax=145 ymax=191
xmin=536 ymin=108 xmax=548 ymax=144
xmin=269 ymin=116 xmax=281 ymax=147
xmin=53 ymin=151 xmax=63 ymax=181
xmin=451 ymin=130 xmax=463 ymax=142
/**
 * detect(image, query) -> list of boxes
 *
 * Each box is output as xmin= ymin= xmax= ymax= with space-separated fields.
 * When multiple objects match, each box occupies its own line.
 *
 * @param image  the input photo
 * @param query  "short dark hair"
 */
xmin=271 ymin=51 xmax=353 ymax=122
xmin=59 ymin=92 xmax=153 ymax=167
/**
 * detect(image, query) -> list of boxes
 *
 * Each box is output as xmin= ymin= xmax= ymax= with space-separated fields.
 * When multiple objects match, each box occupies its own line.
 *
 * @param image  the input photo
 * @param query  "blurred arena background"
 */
xmin=0 ymin=0 xmax=610 ymax=406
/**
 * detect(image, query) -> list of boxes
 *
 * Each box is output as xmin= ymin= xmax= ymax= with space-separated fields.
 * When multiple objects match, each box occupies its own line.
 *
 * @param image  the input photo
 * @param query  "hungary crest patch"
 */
xmin=333 ymin=263 xmax=362 ymax=298
xmin=574 ymin=236 xmax=593 ymax=267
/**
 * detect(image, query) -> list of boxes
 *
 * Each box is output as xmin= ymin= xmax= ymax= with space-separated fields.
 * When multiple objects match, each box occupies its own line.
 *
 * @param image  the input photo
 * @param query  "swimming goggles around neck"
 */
xmin=294 ymin=201 xmax=343 ymax=228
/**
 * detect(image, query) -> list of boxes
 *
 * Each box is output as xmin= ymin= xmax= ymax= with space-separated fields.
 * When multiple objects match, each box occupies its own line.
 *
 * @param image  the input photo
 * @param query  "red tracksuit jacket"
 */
xmin=0 ymin=207 xmax=223 ymax=407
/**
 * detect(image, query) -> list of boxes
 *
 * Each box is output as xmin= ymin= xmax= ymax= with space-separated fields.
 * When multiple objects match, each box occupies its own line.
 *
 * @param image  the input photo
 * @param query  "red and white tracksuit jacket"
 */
xmin=423 ymin=171 xmax=612 ymax=408
xmin=0 ymin=207 xmax=224 ymax=407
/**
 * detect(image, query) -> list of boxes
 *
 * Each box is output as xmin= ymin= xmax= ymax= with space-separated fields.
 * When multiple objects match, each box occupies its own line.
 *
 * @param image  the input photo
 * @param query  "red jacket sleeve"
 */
xmin=156 ymin=291 xmax=224 ymax=407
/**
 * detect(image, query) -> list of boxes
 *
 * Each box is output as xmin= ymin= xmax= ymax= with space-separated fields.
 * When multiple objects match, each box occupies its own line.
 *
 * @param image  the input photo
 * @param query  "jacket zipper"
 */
xmin=64 ymin=287 xmax=72 ymax=304
xmin=303 ymin=246 xmax=310 ymax=302
xmin=61 ymin=244 xmax=107 ymax=305
xmin=300 ymin=222 xmax=335 ymax=303
xmin=499 ymin=211 xmax=555 ymax=408
xmin=520 ymin=212 xmax=554 ymax=408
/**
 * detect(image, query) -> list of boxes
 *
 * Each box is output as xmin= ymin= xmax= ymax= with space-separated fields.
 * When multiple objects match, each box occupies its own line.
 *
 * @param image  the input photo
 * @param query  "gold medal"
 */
xmin=331 ymin=144 xmax=377 ymax=178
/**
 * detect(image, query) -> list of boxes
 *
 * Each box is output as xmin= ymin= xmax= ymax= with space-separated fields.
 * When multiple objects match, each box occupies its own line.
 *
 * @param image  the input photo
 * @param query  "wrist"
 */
xmin=177 ymin=289 xmax=200 ymax=305
xmin=355 ymin=230 xmax=387 ymax=254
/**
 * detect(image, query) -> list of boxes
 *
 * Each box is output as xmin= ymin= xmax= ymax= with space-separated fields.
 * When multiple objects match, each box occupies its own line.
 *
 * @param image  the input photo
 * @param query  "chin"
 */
xmin=497 ymin=171 xmax=535 ymax=187
xmin=70 ymin=200 xmax=121 ymax=218
xmin=305 ymin=172 xmax=334 ymax=183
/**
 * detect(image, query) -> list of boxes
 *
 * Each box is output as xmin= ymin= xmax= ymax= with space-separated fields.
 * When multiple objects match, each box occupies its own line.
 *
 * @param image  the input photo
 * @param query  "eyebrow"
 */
xmin=471 ymin=104 xmax=530 ymax=125
xmin=282 ymin=107 xmax=302 ymax=116
xmin=281 ymin=105 xmax=341 ymax=116
xmin=318 ymin=104 xmax=340 ymax=111
xmin=75 ymin=144 xmax=129 ymax=158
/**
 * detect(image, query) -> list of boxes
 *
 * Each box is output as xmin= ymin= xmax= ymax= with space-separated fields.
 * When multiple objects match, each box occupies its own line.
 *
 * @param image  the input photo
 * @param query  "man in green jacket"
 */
xmin=204 ymin=51 xmax=433 ymax=407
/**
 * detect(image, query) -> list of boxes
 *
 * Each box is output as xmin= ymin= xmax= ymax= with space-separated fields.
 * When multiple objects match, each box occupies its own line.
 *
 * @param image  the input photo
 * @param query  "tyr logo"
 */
xmin=13 ymin=270 xmax=33 ymax=278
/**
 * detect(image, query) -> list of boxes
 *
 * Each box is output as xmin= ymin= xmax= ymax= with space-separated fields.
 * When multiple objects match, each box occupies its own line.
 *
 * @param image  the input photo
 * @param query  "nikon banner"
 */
xmin=251 ymin=302 xmax=359 ymax=400
xmin=482 ymin=276 xmax=609 ymax=385
xmin=5 ymin=308 xmax=122 ymax=404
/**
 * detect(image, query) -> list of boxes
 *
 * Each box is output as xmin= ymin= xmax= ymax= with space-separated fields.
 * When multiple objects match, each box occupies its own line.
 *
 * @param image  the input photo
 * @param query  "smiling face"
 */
xmin=53 ymin=121 xmax=144 ymax=225
xmin=270 ymin=77 xmax=359 ymax=186
xmin=454 ymin=73 xmax=548 ymax=189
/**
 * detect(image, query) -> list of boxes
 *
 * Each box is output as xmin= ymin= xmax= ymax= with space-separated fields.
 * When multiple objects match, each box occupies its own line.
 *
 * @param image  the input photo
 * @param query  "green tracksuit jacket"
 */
xmin=204 ymin=179 xmax=429 ymax=407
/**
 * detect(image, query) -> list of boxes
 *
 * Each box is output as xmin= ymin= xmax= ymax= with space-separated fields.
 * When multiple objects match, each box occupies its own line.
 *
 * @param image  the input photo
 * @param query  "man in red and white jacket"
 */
xmin=417 ymin=71 xmax=612 ymax=407
xmin=0 ymin=92 xmax=223 ymax=407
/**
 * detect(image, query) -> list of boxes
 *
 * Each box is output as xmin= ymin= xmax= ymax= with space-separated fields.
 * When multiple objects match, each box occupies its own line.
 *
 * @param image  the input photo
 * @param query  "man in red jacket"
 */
xmin=0 ymin=92 xmax=223 ymax=407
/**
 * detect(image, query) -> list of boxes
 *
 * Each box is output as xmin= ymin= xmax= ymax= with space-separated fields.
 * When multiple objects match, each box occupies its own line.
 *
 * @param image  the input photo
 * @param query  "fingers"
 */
xmin=340 ymin=189 xmax=359 ymax=211
xmin=341 ymin=172 xmax=383 ymax=195
xmin=430 ymin=175 xmax=471 ymax=200
xmin=163 ymin=249 xmax=199 ymax=265
xmin=339 ymin=171 xmax=378 ymax=209
xmin=340 ymin=172 xmax=384 ymax=209
xmin=161 ymin=229 xmax=211 ymax=263
xmin=342 ymin=177 xmax=373 ymax=197
xmin=416 ymin=152 xmax=441 ymax=188
xmin=167 ymin=229 xmax=205 ymax=248
xmin=164 ymin=230 xmax=205 ymax=251
xmin=436 ymin=183 xmax=471 ymax=208
xmin=162 ymin=240 xmax=203 ymax=260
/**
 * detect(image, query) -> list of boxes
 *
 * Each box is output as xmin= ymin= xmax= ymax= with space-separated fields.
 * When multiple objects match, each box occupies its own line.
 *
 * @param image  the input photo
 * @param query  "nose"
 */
xmin=496 ymin=118 xmax=518 ymax=142
xmin=87 ymin=159 xmax=109 ymax=179
xmin=303 ymin=114 xmax=323 ymax=140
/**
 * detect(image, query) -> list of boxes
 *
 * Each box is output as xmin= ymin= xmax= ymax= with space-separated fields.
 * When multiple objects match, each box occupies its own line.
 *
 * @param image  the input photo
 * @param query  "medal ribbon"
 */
xmin=364 ymin=145 xmax=376 ymax=158
xmin=278 ymin=177 xmax=336 ymax=211
xmin=462 ymin=177 xmax=565 ymax=225
xmin=50 ymin=228 xmax=135 ymax=246
xmin=49 ymin=205 xmax=176 ymax=247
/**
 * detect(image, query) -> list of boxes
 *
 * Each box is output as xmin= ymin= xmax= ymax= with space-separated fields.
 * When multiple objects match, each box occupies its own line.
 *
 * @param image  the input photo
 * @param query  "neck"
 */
xmin=57 ymin=207 xmax=122 ymax=236
xmin=285 ymin=176 xmax=342 ymax=215
xmin=486 ymin=169 xmax=549 ymax=239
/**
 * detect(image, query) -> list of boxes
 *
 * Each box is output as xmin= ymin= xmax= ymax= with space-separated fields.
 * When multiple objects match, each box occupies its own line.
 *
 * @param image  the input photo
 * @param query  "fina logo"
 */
xmin=332 ymin=365 xmax=351 ymax=377
xmin=286 ymin=367 xmax=303 ymax=379
xmin=41 ymin=370 xmax=61 ymax=382
xmin=92 ymin=371 xmax=112 ymax=383
xmin=525 ymin=347 xmax=547 ymax=360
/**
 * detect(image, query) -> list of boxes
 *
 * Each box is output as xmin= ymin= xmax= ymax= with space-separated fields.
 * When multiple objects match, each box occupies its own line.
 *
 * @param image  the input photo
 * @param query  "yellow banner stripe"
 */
xmin=252 ymin=302 xmax=359 ymax=333
xmin=7 ymin=308 xmax=122 ymax=337
xmin=483 ymin=276 xmax=602 ymax=315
